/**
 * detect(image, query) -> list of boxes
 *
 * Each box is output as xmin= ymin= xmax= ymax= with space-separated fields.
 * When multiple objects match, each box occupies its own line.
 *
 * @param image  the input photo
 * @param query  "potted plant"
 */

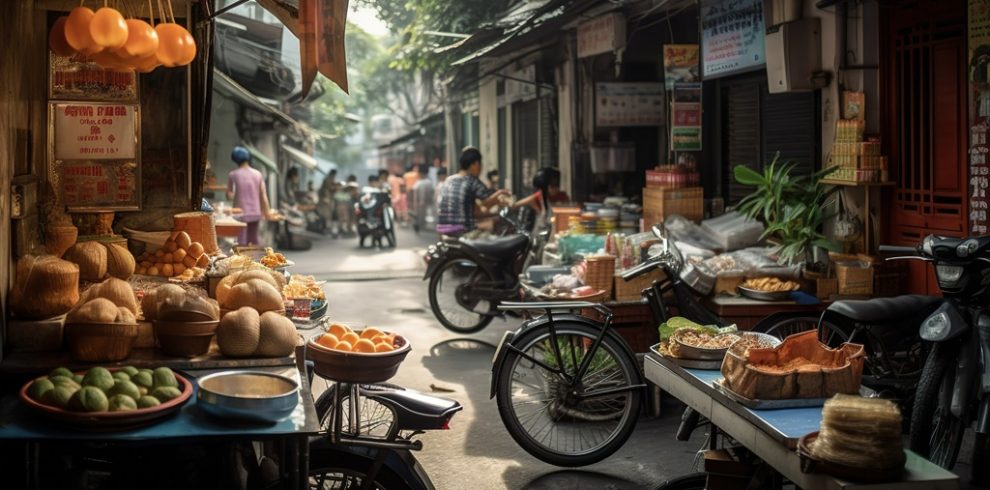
xmin=733 ymin=153 xmax=840 ymax=270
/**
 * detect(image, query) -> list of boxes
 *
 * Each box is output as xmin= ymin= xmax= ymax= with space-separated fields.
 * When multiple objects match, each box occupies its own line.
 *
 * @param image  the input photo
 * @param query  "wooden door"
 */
xmin=882 ymin=0 xmax=968 ymax=294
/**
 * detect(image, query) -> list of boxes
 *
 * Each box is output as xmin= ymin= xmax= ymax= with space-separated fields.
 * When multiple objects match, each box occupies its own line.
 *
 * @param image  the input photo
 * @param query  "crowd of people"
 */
xmin=225 ymin=143 xmax=568 ymax=246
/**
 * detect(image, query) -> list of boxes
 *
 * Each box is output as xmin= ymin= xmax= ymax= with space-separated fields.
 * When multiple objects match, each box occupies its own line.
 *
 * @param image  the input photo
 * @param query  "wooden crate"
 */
xmin=643 ymin=186 xmax=704 ymax=222
xmin=614 ymin=269 xmax=665 ymax=302
xmin=836 ymin=262 xmax=874 ymax=296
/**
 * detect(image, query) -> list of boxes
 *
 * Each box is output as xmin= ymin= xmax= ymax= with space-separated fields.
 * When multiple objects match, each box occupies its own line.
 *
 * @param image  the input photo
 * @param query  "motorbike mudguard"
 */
xmin=489 ymin=314 xmax=645 ymax=399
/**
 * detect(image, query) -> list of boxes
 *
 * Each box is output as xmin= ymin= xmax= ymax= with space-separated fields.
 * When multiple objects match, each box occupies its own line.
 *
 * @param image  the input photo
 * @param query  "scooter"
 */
xmin=879 ymin=236 xmax=990 ymax=470
xmin=423 ymin=207 xmax=549 ymax=333
xmin=355 ymin=188 xmax=396 ymax=249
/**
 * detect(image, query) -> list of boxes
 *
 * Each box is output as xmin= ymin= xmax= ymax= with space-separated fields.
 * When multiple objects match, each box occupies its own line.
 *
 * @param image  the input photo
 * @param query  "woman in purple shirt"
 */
xmin=227 ymin=146 xmax=271 ymax=245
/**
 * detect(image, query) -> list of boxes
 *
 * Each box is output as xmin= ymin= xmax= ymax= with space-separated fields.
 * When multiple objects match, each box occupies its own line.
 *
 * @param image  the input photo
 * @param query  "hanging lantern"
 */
xmin=155 ymin=23 xmax=194 ymax=67
xmin=135 ymin=52 xmax=161 ymax=73
xmin=65 ymin=7 xmax=103 ymax=55
xmin=49 ymin=16 xmax=76 ymax=57
xmin=90 ymin=7 xmax=129 ymax=49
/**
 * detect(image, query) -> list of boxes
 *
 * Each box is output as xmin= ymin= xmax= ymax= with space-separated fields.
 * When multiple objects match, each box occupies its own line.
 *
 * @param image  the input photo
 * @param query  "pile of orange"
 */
xmin=315 ymin=324 xmax=396 ymax=354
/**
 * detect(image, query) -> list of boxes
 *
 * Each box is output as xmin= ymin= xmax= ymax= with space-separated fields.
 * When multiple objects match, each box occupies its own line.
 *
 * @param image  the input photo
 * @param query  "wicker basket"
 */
xmin=306 ymin=334 xmax=411 ymax=383
xmin=584 ymin=256 xmax=615 ymax=300
xmin=614 ymin=268 xmax=665 ymax=302
xmin=173 ymin=212 xmax=219 ymax=254
xmin=65 ymin=322 xmax=138 ymax=362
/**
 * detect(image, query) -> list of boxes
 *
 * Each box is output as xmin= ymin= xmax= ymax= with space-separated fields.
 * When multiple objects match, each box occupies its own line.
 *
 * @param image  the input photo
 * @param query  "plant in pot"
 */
xmin=733 ymin=153 xmax=840 ymax=271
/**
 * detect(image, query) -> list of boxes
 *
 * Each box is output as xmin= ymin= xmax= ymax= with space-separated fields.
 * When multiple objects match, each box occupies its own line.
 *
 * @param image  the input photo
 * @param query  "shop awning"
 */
xmin=282 ymin=144 xmax=320 ymax=172
xmin=213 ymin=69 xmax=334 ymax=142
xmin=243 ymin=144 xmax=279 ymax=174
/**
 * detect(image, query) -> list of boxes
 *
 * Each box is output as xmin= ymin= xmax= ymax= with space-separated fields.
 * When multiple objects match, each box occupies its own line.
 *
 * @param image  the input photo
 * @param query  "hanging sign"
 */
xmin=595 ymin=82 xmax=665 ymax=127
xmin=59 ymin=160 xmax=139 ymax=210
xmin=53 ymin=103 xmax=138 ymax=160
xmin=49 ymin=53 xmax=138 ymax=101
xmin=671 ymin=84 xmax=702 ymax=151
xmin=969 ymin=0 xmax=990 ymax=234
xmin=578 ymin=13 xmax=626 ymax=58
xmin=663 ymin=44 xmax=700 ymax=89
xmin=701 ymin=0 xmax=765 ymax=79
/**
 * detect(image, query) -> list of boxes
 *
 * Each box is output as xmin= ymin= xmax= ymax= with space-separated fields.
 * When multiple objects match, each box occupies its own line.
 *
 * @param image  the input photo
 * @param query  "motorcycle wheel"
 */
xmin=909 ymin=342 xmax=967 ymax=469
xmin=386 ymin=229 xmax=396 ymax=248
xmin=308 ymin=444 xmax=424 ymax=490
xmin=428 ymin=259 xmax=494 ymax=334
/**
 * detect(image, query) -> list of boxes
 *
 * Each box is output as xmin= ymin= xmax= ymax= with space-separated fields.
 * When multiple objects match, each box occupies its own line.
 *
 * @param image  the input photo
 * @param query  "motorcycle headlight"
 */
xmin=921 ymin=311 xmax=950 ymax=340
xmin=936 ymin=264 xmax=964 ymax=285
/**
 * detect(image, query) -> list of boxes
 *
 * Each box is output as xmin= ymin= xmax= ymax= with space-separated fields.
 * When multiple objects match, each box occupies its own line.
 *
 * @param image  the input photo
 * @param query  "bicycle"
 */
xmin=304 ymin=360 xmax=462 ymax=489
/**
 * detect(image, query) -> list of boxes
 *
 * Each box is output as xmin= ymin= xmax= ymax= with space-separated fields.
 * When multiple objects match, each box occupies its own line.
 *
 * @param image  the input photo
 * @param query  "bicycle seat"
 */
xmin=368 ymin=387 xmax=462 ymax=431
xmin=460 ymin=234 xmax=528 ymax=257
xmin=826 ymin=295 xmax=942 ymax=324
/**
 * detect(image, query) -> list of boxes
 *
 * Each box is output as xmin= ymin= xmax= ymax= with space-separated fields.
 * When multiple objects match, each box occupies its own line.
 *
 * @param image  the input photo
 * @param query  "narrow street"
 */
xmin=295 ymin=225 xmax=704 ymax=489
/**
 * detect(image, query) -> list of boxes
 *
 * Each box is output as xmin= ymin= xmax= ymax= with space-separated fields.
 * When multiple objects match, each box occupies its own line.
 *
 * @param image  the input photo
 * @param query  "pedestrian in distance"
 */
xmin=411 ymin=164 xmax=435 ymax=234
xmin=436 ymin=147 xmax=511 ymax=238
xmin=226 ymin=145 xmax=272 ymax=246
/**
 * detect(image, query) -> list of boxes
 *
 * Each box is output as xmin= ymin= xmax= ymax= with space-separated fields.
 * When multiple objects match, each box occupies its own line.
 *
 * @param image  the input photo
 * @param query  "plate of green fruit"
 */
xmin=19 ymin=365 xmax=192 ymax=429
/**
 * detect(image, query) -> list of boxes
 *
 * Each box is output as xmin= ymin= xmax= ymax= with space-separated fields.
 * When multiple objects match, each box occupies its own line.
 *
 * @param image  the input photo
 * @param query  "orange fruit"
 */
xmin=374 ymin=342 xmax=394 ymax=353
xmin=120 ymin=18 xmax=158 ymax=58
xmin=90 ymin=7 xmax=128 ymax=49
xmin=328 ymin=323 xmax=350 ymax=338
xmin=316 ymin=333 xmax=338 ymax=349
xmin=155 ymin=23 xmax=194 ymax=67
xmin=334 ymin=341 xmax=353 ymax=352
xmin=49 ymin=16 xmax=76 ymax=57
xmin=353 ymin=339 xmax=376 ymax=353
xmin=341 ymin=332 xmax=360 ymax=346
xmin=360 ymin=328 xmax=384 ymax=340
xmin=65 ymin=7 xmax=103 ymax=55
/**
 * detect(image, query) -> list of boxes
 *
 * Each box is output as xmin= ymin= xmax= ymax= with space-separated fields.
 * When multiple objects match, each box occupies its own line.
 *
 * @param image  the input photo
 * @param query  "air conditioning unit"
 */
xmin=765 ymin=18 xmax=821 ymax=93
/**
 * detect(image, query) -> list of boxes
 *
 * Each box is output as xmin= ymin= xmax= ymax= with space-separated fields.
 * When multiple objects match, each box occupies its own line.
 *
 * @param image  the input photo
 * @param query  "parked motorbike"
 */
xmin=423 ymin=207 xmax=550 ymax=333
xmin=876 ymin=236 xmax=990 ymax=470
xmin=355 ymin=188 xmax=396 ymax=248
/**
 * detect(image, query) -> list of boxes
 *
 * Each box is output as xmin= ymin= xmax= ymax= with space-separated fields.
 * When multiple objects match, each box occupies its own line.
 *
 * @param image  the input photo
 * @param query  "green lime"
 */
xmin=112 ymin=371 xmax=131 ymax=383
xmin=131 ymin=371 xmax=154 ymax=389
xmin=108 ymin=394 xmax=137 ymax=411
xmin=28 ymin=378 xmax=55 ymax=402
xmin=152 ymin=367 xmax=178 ymax=388
xmin=108 ymin=380 xmax=141 ymax=400
xmin=43 ymin=386 xmax=76 ymax=408
xmin=150 ymin=386 xmax=182 ymax=402
xmin=49 ymin=367 xmax=73 ymax=379
xmin=82 ymin=367 xmax=115 ymax=392
xmin=137 ymin=395 xmax=161 ymax=409
xmin=121 ymin=366 xmax=140 ymax=377
xmin=69 ymin=386 xmax=108 ymax=412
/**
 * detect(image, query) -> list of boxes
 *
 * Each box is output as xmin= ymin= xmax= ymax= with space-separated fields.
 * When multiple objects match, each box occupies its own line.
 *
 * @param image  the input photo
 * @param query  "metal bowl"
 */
xmin=670 ymin=329 xmax=740 ymax=361
xmin=196 ymin=371 xmax=299 ymax=423
xmin=738 ymin=285 xmax=796 ymax=301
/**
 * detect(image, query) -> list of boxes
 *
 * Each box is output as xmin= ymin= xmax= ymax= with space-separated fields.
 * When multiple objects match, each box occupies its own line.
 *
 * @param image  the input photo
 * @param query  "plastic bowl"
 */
xmin=196 ymin=371 xmax=299 ymax=423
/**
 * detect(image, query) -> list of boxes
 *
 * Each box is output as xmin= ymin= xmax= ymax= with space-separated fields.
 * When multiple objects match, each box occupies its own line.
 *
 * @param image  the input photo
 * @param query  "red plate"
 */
xmin=19 ymin=369 xmax=193 ymax=431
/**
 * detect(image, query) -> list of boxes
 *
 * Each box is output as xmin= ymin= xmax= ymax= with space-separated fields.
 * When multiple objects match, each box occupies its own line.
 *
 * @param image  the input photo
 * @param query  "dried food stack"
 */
xmin=808 ymin=394 xmax=905 ymax=471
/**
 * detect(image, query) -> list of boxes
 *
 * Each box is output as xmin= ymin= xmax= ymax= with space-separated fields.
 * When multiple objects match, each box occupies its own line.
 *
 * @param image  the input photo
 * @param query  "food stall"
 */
xmin=646 ymin=320 xmax=959 ymax=489
xmin=0 ymin=1 xmax=340 ymax=486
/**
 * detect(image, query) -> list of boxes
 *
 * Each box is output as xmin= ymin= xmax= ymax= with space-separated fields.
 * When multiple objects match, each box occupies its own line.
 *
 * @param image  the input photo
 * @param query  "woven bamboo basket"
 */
xmin=584 ymin=256 xmax=615 ymax=300
xmin=614 ymin=268 xmax=666 ymax=302
xmin=173 ymin=212 xmax=219 ymax=254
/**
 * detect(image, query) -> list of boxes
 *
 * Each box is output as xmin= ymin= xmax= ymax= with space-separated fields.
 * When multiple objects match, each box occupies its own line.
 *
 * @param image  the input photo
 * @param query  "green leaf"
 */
xmin=733 ymin=165 xmax=765 ymax=186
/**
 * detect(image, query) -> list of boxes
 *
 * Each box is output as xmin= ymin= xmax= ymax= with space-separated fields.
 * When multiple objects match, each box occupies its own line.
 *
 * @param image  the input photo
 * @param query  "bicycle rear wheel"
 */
xmin=313 ymin=383 xmax=400 ymax=439
xmin=495 ymin=321 xmax=641 ymax=467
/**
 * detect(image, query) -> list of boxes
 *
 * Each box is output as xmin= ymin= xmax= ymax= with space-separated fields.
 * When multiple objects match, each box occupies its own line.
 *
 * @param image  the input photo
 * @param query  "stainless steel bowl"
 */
xmin=196 ymin=371 xmax=299 ymax=423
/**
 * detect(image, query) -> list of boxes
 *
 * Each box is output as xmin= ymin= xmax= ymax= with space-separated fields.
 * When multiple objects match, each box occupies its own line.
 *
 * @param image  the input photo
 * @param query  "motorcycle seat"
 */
xmin=460 ymin=234 xmax=528 ymax=257
xmin=368 ymin=387 xmax=463 ymax=431
xmin=826 ymin=295 xmax=942 ymax=324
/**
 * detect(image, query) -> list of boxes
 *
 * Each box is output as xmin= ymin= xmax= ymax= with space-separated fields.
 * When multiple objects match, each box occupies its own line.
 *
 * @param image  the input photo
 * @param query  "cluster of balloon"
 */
xmin=50 ymin=1 xmax=196 ymax=73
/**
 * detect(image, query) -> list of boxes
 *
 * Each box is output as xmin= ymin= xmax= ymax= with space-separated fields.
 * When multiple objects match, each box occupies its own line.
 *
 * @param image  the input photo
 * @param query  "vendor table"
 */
xmin=0 ymin=363 xmax=321 ymax=490
xmin=644 ymin=352 xmax=959 ymax=490
xmin=703 ymin=296 xmax=830 ymax=330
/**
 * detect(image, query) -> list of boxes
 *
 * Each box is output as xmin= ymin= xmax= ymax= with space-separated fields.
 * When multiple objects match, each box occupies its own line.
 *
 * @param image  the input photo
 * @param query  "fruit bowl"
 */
xmin=306 ymin=332 xmax=411 ymax=383
xmin=19 ymin=369 xmax=193 ymax=430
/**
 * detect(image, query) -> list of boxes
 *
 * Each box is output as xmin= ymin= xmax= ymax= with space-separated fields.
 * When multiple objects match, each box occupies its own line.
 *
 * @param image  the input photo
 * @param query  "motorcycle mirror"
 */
xmin=499 ymin=207 xmax=509 ymax=218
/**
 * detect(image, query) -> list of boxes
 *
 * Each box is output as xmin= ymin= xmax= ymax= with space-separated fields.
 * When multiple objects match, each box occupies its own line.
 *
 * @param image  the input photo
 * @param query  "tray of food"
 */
xmin=651 ymin=343 xmax=724 ymax=370
xmin=713 ymin=378 xmax=830 ymax=409
xmin=307 ymin=324 xmax=411 ymax=383
xmin=20 ymin=366 xmax=192 ymax=430
xmin=738 ymin=277 xmax=801 ymax=301
xmin=670 ymin=328 xmax=741 ymax=360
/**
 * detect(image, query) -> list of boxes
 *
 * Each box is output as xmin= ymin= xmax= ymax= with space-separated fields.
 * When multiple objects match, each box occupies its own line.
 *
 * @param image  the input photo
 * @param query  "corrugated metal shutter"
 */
xmin=726 ymin=83 xmax=761 ymax=203
xmin=762 ymin=88 xmax=818 ymax=177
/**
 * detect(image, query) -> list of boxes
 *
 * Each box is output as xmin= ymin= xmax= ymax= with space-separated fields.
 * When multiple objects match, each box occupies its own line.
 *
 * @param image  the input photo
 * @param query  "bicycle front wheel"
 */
xmin=495 ymin=321 xmax=641 ymax=467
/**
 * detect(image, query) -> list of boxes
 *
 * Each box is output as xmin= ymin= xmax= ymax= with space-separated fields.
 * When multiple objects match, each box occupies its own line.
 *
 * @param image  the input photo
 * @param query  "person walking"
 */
xmin=486 ymin=169 xmax=501 ymax=190
xmin=226 ymin=146 xmax=271 ymax=246
xmin=411 ymin=164 xmax=435 ymax=234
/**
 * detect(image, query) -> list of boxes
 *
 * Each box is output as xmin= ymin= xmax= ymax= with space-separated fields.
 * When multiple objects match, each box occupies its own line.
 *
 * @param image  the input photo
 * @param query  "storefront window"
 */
xmin=513 ymin=99 xmax=539 ymax=193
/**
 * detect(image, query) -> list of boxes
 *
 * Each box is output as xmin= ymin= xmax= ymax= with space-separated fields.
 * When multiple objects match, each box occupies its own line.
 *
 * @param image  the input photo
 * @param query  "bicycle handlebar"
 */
xmin=621 ymin=258 xmax=660 ymax=281
xmin=878 ymin=245 xmax=918 ymax=255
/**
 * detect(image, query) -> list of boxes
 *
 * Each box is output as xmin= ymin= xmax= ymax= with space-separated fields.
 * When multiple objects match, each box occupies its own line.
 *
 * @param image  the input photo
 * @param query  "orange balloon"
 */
xmin=120 ymin=19 xmax=158 ymax=57
xmin=134 ymin=52 xmax=161 ymax=73
xmin=65 ymin=7 xmax=102 ymax=54
xmin=49 ymin=17 xmax=76 ymax=57
xmin=155 ymin=23 xmax=194 ymax=67
xmin=90 ymin=7 xmax=128 ymax=49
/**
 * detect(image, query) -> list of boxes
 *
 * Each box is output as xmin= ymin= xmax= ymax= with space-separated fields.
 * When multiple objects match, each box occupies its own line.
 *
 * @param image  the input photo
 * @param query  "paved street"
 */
xmin=292 ymin=225 xmax=704 ymax=489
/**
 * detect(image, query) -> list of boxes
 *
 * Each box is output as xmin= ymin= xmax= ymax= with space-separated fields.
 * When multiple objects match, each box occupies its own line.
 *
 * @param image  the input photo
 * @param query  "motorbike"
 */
xmin=423 ymin=207 xmax=550 ymax=333
xmin=355 ymin=187 xmax=396 ymax=249
xmin=878 ymin=236 xmax=990 ymax=470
